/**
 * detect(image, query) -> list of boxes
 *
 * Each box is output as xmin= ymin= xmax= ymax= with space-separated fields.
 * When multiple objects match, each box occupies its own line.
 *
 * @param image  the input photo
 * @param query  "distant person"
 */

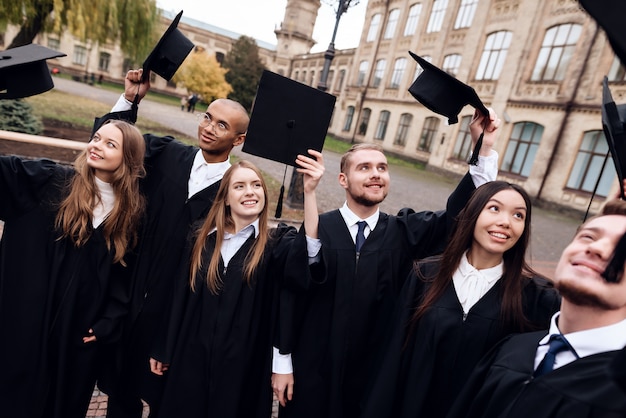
xmin=361 ymin=181 xmax=560 ymax=418
xmin=0 ymin=120 xmax=146 ymax=418
xmin=96 ymin=69 xmax=250 ymax=418
xmin=447 ymin=198 xmax=626 ymax=418
xmin=278 ymin=109 xmax=501 ymax=418
xmin=180 ymin=95 xmax=187 ymax=111
xmin=187 ymin=93 xmax=198 ymax=113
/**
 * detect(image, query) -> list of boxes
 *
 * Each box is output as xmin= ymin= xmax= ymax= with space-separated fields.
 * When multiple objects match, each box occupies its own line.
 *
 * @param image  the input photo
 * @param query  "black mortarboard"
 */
xmin=244 ymin=70 xmax=336 ymax=217
xmin=602 ymin=231 xmax=626 ymax=283
xmin=0 ymin=44 xmax=66 ymax=99
xmin=580 ymin=0 xmax=626 ymax=66
xmin=601 ymin=76 xmax=626 ymax=199
xmin=141 ymin=10 xmax=194 ymax=82
xmin=408 ymin=51 xmax=489 ymax=164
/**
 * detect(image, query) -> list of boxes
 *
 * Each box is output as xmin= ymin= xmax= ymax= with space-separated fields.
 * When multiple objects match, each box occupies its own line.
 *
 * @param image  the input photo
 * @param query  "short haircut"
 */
xmin=340 ymin=143 xmax=384 ymax=173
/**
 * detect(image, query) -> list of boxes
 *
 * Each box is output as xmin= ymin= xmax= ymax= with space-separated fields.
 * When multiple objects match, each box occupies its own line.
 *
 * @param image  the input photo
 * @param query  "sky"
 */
xmin=156 ymin=0 xmax=367 ymax=53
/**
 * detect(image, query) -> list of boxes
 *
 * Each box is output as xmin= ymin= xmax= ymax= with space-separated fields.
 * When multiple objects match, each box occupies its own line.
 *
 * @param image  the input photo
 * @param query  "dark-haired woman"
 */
xmin=0 ymin=120 xmax=146 ymax=418
xmin=361 ymin=181 xmax=561 ymax=418
xmin=149 ymin=152 xmax=324 ymax=418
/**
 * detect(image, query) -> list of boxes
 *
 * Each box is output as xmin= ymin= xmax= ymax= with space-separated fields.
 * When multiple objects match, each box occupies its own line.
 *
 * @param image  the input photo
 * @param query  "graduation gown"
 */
xmin=448 ymin=331 xmax=626 ymax=418
xmin=98 ymin=135 xmax=221 ymax=402
xmin=281 ymin=173 xmax=476 ymax=418
xmin=152 ymin=224 xmax=298 ymax=418
xmin=0 ymin=157 xmax=127 ymax=418
xmin=361 ymin=261 xmax=561 ymax=418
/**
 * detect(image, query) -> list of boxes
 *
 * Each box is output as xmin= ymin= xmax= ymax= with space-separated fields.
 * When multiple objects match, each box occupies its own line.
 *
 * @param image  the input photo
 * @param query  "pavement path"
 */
xmin=47 ymin=77 xmax=582 ymax=417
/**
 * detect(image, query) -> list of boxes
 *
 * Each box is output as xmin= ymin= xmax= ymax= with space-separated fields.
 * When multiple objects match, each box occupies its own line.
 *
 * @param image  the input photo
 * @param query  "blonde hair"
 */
xmin=189 ymin=161 xmax=270 ymax=293
xmin=55 ymin=120 xmax=146 ymax=265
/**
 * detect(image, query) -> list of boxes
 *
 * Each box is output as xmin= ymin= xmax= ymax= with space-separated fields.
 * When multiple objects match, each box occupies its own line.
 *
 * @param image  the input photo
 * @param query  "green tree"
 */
xmin=0 ymin=0 xmax=157 ymax=63
xmin=173 ymin=50 xmax=233 ymax=104
xmin=0 ymin=100 xmax=43 ymax=135
xmin=222 ymin=36 xmax=266 ymax=112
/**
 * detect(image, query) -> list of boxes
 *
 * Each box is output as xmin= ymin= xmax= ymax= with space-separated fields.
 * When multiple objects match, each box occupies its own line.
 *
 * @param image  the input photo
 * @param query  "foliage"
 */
xmin=222 ymin=36 xmax=266 ymax=112
xmin=173 ymin=50 xmax=233 ymax=103
xmin=0 ymin=99 xmax=43 ymax=135
xmin=1 ymin=0 xmax=157 ymax=63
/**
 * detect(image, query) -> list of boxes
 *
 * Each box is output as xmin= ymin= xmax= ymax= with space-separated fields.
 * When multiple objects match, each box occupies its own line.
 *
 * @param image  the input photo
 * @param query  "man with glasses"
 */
xmin=98 ymin=69 xmax=249 ymax=418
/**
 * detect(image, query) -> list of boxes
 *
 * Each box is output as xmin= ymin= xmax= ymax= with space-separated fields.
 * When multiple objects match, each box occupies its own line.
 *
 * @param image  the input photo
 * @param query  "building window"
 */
xmin=566 ymin=130 xmax=616 ymax=197
xmin=301 ymin=71 xmax=307 ymax=83
xmin=608 ymin=57 xmax=626 ymax=81
xmin=367 ymin=13 xmax=382 ymax=42
xmin=344 ymin=106 xmax=355 ymax=132
xmin=451 ymin=116 xmax=473 ymax=160
xmin=426 ymin=0 xmax=448 ymax=33
xmin=476 ymin=31 xmax=512 ymax=80
xmin=454 ymin=0 xmax=478 ymax=29
xmin=418 ymin=117 xmax=439 ymax=152
xmin=98 ymin=52 xmax=111 ymax=72
xmin=501 ymin=121 xmax=544 ymax=177
xmin=404 ymin=4 xmax=423 ymax=36
xmin=310 ymin=71 xmax=316 ymax=86
xmin=357 ymin=61 xmax=369 ymax=86
xmin=372 ymin=59 xmax=386 ymax=87
xmin=337 ymin=69 xmax=346 ymax=91
xmin=215 ymin=52 xmax=225 ymax=65
xmin=48 ymin=38 xmax=60 ymax=50
xmin=374 ymin=111 xmax=391 ymax=140
xmin=73 ymin=45 xmax=87 ymax=66
xmin=327 ymin=70 xmax=335 ymax=91
xmin=395 ymin=113 xmax=413 ymax=146
xmin=358 ymin=108 xmax=371 ymax=135
xmin=294 ymin=71 xmax=299 ymax=81
xmin=390 ymin=58 xmax=407 ymax=89
xmin=442 ymin=54 xmax=461 ymax=76
xmin=384 ymin=9 xmax=400 ymax=39
xmin=532 ymin=23 xmax=582 ymax=81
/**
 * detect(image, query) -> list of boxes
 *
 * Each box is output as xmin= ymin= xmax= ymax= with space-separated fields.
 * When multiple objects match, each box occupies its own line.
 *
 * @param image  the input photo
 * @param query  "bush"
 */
xmin=0 ymin=99 xmax=43 ymax=135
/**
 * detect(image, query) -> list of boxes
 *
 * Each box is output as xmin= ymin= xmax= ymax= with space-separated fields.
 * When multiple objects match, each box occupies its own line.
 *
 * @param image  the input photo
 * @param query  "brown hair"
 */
xmin=189 ymin=160 xmax=270 ymax=293
xmin=340 ymin=143 xmax=384 ymax=173
xmin=55 ymin=120 xmax=146 ymax=265
xmin=406 ymin=181 xmax=538 ymax=345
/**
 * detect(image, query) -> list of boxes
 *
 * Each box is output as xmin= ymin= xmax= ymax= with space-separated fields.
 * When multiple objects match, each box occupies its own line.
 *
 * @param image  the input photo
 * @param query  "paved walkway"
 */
xmin=46 ymin=77 xmax=582 ymax=417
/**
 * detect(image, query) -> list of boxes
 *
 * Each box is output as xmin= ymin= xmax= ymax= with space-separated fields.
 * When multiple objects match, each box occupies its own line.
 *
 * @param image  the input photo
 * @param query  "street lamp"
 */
xmin=285 ymin=0 xmax=359 ymax=210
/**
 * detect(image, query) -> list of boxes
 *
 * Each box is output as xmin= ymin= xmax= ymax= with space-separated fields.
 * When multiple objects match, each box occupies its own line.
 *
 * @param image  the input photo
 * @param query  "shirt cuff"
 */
xmin=272 ymin=347 xmax=293 ymax=374
xmin=111 ymin=93 xmax=133 ymax=112
xmin=306 ymin=235 xmax=321 ymax=261
xmin=469 ymin=150 xmax=499 ymax=187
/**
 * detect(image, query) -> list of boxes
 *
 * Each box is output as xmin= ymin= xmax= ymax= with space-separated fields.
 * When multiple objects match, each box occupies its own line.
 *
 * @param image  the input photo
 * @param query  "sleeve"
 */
xmin=143 ymin=134 xmax=177 ymax=162
xmin=610 ymin=346 xmax=626 ymax=394
xmin=0 ymin=156 xmax=60 ymax=220
xmin=522 ymin=276 xmax=561 ymax=330
xmin=469 ymin=151 xmax=499 ymax=187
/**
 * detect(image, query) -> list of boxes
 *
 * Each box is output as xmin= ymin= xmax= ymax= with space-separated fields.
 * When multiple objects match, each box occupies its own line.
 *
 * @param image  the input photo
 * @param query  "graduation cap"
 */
xmin=602 ymin=230 xmax=626 ymax=283
xmin=244 ymin=70 xmax=336 ymax=217
xmin=141 ymin=10 xmax=194 ymax=82
xmin=0 ymin=44 xmax=66 ymax=99
xmin=601 ymin=76 xmax=626 ymax=199
xmin=408 ymin=51 xmax=489 ymax=165
xmin=580 ymin=0 xmax=626 ymax=66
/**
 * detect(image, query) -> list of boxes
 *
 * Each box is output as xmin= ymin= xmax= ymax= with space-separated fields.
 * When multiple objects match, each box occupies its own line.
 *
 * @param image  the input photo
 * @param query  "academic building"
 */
xmin=2 ymin=0 xmax=625 ymax=215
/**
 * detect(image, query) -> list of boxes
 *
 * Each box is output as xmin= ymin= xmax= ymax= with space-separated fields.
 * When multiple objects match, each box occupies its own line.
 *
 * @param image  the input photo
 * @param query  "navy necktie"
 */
xmin=355 ymin=221 xmax=367 ymax=252
xmin=534 ymin=334 xmax=570 ymax=377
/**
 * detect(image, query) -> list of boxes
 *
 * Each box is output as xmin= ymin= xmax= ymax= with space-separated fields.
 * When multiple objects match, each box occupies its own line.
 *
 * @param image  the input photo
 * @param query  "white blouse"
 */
xmin=452 ymin=251 xmax=503 ymax=314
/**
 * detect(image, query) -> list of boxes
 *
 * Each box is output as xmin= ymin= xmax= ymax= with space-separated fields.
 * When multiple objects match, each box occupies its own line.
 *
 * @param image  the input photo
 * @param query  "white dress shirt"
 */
xmin=452 ymin=251 xmax=503 ymax=315
xmin=187 ymin=150 xmax=230 ymax=198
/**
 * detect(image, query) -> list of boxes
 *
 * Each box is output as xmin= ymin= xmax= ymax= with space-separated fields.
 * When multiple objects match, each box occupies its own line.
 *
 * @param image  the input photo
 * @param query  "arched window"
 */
xmin=357 ymin=61 xmax=369 ymax=86
xmin=374 ymin=111 xmax=391 ymax=140
xmin=367 ymin=14 xmax=382 ymax=42
xmin=384 ymin=9 xmax=400 ymax=39
xmin=454 ymin=0 xmax=478 ymax=29
xmin=451 ymin=116 xmax=473 ymax=159
xmin=418 ymin=117 xmax=439 ymax=152
xmin=532 ymin=24 xmax=582 ymax=81
xmin=404 ymin=4 xmax=423 ymax=36
xmin=395 ymin=113 xmax=413 ymax=146
xmin=501 ymin=122 xmax=544 ymax=177
xmin=343 ymin=106 xmax=356 ymax=132
xmin=426 ymin=0 xmax=448 ymax=33
xmin=390 ymin=58 xmax=407 ymax=88
xmin=358 ymin=108 xmax=372 ymax=135
xmin=476 ymin=31 xmax=512 ymax=80
xmin=372 ymin=59 xmax=386 ymax=87
xmin=566 ymin=130 xmax=616 ymax=197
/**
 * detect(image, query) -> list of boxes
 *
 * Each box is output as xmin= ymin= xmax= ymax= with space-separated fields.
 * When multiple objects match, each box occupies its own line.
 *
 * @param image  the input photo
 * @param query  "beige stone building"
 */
xmin=2 ymin=0 xmax=624 ymax=214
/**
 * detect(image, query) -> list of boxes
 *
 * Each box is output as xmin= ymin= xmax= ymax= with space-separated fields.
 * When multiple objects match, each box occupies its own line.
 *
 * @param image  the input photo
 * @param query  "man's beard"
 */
xmin=352 ymin=192 xmax=386 ymax=207
xmin=557 ymin=280 xmax=615 ymax=310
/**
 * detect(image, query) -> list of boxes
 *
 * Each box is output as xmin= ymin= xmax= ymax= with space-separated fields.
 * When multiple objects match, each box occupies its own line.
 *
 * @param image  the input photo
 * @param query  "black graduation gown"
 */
xmin=0 ymin=157 xmax=127 ymax=418
xmin=361 ymin=261 xmax=561 ymax=418
xmin=152 ymin=224 xmax=297 ymax=418
xmin=448 ymin=331 xmax=626 ymax=418
xmin=98 ymin=135 xmax=221 ymax=402
xmin=280 ymin=173 xmax=476 ymax=418
xmin=611 ymin=346 xmax=626 ymax=393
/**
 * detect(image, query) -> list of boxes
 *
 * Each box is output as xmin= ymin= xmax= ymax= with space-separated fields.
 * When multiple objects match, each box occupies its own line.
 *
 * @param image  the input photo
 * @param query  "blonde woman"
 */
xmin=0 ymin=120 xmax=146 ymax=418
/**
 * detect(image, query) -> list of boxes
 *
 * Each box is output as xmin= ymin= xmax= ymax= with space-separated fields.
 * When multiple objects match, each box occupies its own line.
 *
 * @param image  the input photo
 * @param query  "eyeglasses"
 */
xmin=196 ymin=113 xmax=228 ymax=137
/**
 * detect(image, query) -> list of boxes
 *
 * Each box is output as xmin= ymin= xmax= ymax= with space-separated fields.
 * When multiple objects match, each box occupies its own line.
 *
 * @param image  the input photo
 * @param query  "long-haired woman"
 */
xmin=0 ymin=120 xmax=146 ymax=418
xmin=362 ymin=181 xmax=561 ymax=418
xmin=150 ymin=152 xmax=324 ymax=418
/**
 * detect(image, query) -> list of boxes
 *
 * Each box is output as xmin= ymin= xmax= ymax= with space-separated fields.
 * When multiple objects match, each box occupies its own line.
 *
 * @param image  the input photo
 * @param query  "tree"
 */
xmin=0 ymin=100 xmax=43 ymax=135
xmin=173 ymin=50 xmax=233 ymax=104
xmin=222 ymin=36 xmax=266 ymax=112
xmin=0 ymin=0 xmax=157 ymax=63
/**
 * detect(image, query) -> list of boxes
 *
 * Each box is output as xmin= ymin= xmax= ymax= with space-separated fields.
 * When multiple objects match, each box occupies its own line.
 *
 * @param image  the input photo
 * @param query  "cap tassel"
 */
xmin=275 ymin=165 xmax=288 ymax=219
xmin=468 ymin=130 xmax=484 ymax=166
xmin=602 ymin=231 xmax=626 ymax=283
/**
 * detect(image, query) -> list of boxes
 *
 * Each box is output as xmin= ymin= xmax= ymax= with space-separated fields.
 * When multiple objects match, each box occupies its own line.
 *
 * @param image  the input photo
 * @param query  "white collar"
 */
xmin=339 ymin=202 xmax=379 ymax=230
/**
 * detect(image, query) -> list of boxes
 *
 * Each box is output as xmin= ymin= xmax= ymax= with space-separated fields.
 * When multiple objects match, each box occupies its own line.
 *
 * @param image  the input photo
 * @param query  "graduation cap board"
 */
xmin=580 ymin=0 xmax=626 ymax=66
xmin=244 ymin=70 xmax=336 ymax=217
xmin=0 ymin=44 xmax=66 ymax=99
xmin=601 ymin=76 xmax=626 ymax=200
xmin=141 ymin=10 xmax=194 ymax=82
xmin=408 ymin=51 xmax=489 ymax=164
